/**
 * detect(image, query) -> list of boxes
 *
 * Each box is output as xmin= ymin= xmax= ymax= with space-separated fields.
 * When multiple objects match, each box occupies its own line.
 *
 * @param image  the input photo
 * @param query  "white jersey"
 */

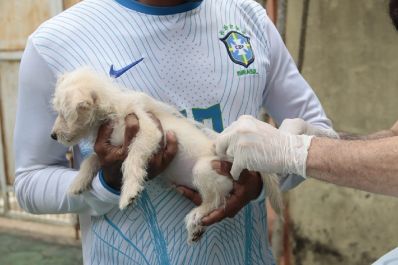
xmin=373 ymin=248 xmax=398 ymax=265
xmin=14 ymin=0 xmax=333 ymax=264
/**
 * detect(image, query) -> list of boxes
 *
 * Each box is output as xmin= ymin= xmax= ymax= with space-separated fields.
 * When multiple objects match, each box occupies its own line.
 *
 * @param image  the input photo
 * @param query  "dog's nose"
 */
xmin=51 ymin=133 xmax=58 ymax=140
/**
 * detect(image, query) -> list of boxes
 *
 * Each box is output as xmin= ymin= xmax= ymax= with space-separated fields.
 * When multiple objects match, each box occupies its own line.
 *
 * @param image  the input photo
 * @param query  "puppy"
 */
xmin=51 ymin=67 xmax=283 ymax=243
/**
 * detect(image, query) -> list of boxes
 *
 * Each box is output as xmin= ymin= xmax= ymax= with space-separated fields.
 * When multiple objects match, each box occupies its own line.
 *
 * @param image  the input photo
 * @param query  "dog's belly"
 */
xmin=159 ymin=114 xmax=215 ymax=190
xmin=162 ymin=151 xmax=197 ymax=189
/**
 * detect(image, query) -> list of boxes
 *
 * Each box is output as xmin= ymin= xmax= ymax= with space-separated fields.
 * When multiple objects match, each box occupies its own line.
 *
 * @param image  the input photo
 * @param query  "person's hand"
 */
xmin=146 ymin=130 xmax=178 ymax=179
xmin=177 ymin=160 xmax=262 ymax=226
xmin=94 ymin=113 xmax=178 ymax=190
xmin=279 ymin=118 xmax=339 ymax=139
xmin=215 ymin=115 xmax=313 ymax=178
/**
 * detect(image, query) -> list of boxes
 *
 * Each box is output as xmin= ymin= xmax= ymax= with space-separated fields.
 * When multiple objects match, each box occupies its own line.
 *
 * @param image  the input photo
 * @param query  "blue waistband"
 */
xmin=114 ymin=0 xmax=203 ymax=15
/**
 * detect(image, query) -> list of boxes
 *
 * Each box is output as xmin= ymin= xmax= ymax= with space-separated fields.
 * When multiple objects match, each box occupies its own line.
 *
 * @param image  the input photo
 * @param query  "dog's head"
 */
xmin=51 ymin=68 xmax=102 ymax=146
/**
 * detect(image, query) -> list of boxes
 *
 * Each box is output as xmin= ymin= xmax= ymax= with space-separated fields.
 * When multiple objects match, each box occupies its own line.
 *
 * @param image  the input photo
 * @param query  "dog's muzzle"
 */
xmin=51 ymin=133 xmax=58 ymax=140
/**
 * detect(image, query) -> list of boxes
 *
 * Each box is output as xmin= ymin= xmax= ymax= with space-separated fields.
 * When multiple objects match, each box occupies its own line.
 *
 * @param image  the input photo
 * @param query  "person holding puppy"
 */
xmin=13 ymin=0 xmax=336 ymax=264
xmin=215 ymin=1 xmax=398 ymax=263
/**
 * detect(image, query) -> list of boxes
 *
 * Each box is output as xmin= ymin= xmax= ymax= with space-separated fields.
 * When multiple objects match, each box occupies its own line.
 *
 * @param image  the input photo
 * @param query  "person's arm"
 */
xmin=307 ymin=137 xmax=398 ymax=197
xmin=215 ymin=115 xmax=398 ymax=197
xmin=262 ymin=15 xmax=333 ymax=130
xmin=339 ymin=120 xmax=398 ymax=140
xmin=261 ymin=14 xmax=337 ymax=190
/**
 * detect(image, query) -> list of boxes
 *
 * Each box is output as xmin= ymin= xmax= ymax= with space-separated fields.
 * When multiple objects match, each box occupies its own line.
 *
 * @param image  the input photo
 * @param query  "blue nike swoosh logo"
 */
xmin=109 ymin=57 xmax=144 ymax=78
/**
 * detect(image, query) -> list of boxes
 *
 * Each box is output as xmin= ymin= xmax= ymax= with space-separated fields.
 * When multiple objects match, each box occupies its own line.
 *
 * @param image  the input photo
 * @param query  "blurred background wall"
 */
xmin=285 ymin=0 xmax=398 ymax=264
xmin=0 ymin=0 xmax=79 ymax=186
xmin=0 ymin=0 xmax=81 ymax=232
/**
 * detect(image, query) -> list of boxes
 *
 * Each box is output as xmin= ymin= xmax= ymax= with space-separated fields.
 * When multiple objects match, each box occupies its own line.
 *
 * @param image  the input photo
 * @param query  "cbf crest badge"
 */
xmin=220 ymin=30 xmax=255 ymax=68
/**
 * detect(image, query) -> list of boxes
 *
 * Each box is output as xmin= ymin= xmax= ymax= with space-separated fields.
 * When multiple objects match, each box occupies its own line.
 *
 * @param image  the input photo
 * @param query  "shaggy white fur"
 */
xmin=51 ymin=67 xmax=283 ymax=243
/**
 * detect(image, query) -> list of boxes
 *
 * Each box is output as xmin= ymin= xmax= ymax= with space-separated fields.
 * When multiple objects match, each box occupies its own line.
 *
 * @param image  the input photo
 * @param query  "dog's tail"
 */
xmin=261 ymin=173 xmax=284 ymax=219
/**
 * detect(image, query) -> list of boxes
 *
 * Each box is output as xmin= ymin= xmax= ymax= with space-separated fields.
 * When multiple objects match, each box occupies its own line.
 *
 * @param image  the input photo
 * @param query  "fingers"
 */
xmin=197 ymin=161 xmax=243 ymax=226
xmin=201 ymin=170 xmax=261 ymax=226
xmin=230 ymin=160 xmax=244 ymax=181
xmin=215 ymin=116 xmax=254 ymax=157
xmin=201 ymin=209 xmax=226 ymax=226
xmin=176 ymin=186 xmax=202 ymax=206
xmin=279 ymin=118 xmax=307 ymax=135
xmin=97 ymin=120 xmax=114 ymax=143
xmin=122 ymin=113 xmax=139 ymax=151
xmin=163 ymin=131 xmax=178 ymax=164
xmin=94 ymin=120 xmax=114 ymax=154
xmin=279 ymin=118 xmax=339 ymax=139
xmin=215 ymin=132 xmax=234 ymax=158
xmin=201 ymin=193 xmax=242 ymax=226
xmin=237 ymin=170 xmax=263 ymax=200
xmin=148 ymin=112 xmax=165 ymax=148
xmin=95 ymin=114 xmax=139 ymax=164
xmin=211 ymin=160 xmax=233 ymax=179
xmin=146 ymin=131 xmax=178 ymax=179
xmin=306 ymin=124 xmax=339 ymax=139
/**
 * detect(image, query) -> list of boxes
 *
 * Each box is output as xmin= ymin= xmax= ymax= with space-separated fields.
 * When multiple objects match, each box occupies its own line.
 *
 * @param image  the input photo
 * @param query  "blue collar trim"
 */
xmin=114 ymin=0 xmax=203 ymax=15
xmin=99 ymin=169 xmax=121 ymax=195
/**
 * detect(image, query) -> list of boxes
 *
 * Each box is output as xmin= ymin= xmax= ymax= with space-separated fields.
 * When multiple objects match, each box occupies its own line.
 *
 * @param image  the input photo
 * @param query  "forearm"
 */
xmin=15 ymin=166 xmax=119 ymax=215
xmin=339 ymin=129 xmax=395 ymax=140
xmin=15 ymin=167 xmax=86 ymax=214
xmin=14 ymin=39 xmax=119 ymax=215
xmin=306 ymin=137 xmax=398 ymax=197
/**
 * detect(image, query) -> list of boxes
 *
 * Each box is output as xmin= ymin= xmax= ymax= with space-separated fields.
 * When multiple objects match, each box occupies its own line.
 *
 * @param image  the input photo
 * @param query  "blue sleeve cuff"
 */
xmin=98 ymin=169 xmax=121 ymax=196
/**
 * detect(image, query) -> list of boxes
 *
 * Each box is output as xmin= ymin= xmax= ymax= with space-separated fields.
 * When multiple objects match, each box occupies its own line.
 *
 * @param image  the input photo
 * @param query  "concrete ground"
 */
xmin=0 ymin=217 xmax=83 ymax=265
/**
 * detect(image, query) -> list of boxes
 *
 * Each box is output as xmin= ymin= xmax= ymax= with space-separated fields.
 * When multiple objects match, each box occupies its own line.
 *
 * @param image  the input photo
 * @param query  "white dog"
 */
xmin=51 ymin=67 xmax=283 ymax=243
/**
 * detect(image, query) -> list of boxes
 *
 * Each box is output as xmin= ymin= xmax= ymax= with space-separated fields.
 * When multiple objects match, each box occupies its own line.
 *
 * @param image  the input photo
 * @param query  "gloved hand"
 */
xmin=279 ymin=118 xmax=339 ymax=139
xmin=216 ymin=115 xmax=323 ymax=179
xmin=216 ymin=115 xmax=313 ymax=179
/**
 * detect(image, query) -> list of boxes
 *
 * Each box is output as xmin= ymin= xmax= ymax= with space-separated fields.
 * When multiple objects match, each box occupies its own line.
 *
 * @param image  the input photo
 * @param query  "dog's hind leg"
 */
xmin=119 ymin=111 xmax=162 ymax=210
xmin=260 ymin=173 xmax=283 ymax=217
xmin=68 ymin=153 xmax=101 ymax=195
xmin=185 ymin=156 xmax=233 ymax=244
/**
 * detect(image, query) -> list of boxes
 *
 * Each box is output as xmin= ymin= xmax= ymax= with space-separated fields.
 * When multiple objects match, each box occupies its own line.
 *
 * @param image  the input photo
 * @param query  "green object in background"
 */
xmin=0 ymin=232 xmax=82 ymax=265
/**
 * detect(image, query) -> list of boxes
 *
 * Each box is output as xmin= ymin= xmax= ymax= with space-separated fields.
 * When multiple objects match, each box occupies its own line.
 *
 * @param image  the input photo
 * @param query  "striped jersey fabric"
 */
xmin=13 ymin=0 xmax=333 ymax=264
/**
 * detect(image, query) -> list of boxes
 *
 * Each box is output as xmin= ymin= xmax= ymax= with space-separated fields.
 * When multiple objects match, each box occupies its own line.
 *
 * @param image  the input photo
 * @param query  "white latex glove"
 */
xmin=216 ymin=115 xmax=314 ymax=180
xmin=279 ymin=118 xmax=339 ymax=139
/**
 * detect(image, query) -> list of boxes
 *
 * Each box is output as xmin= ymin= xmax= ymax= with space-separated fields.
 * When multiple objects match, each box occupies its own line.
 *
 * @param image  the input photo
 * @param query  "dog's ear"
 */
xmin=90 ymin=91 xmax=98 ymax=104
xmin=77 ymin=91 xmax=98 ymax=111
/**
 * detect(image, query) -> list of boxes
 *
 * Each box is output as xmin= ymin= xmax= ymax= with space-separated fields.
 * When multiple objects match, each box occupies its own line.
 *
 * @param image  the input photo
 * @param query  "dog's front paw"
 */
xmin=119 ymin=196 xmax=134 ymax=210
xmin=189 ymin=227 xmax=205 ymax=244
xmin=119 ymin=193 xmax=138 ymax=210
xmin=185 ymin=209 xmax=206 ymax=244
xmin=68 ymin=179 xmax=90 ymax=195
xmin=68 ymin=171 xmax=94 ymax=195
xmin=119 ymin=185 xmax=144 ymax=210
